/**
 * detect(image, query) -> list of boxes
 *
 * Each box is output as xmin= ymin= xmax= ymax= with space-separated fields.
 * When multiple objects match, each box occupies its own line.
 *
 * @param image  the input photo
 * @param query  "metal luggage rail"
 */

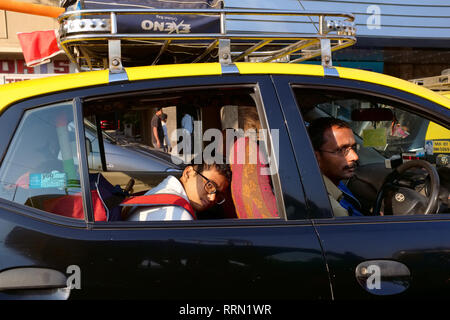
xmin=57 ymin=8 xmax=356 ymax=72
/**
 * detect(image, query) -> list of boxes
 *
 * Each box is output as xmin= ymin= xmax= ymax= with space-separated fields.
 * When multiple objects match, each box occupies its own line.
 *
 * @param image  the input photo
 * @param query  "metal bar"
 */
xmin=261 ymin=39 xmax=319 ymax=63
xmin=233 ymin=40 xmax=272 ymax=62
xmin=59 ymin=43 xmax=82 ymax=73
xmin=60 ymin=33 xmax=356 ymax=41
xmin=78 ymin=47 xmax=93 ymax=71
xmin=110 ymin=12 xmax=117 ymax=34
xmin=72 ymin=98 xmax=94 ymax=225
xmin=290 ymin=38 xmax=354 ymax=64
xmin=152 ymin=40 xmax=171 ymax=65
xmin=220 ymin=12 xmax=226 ymax=35
xmin=320 ymin=38 xmax=332 ymax=67
xmin=109 ymin=39 xmax=123 ymax=73
xmin=192 ymin=39 xmax=219 ymax=63
xmin=219 ymin=39 xmax=232 ymax=64
xmin=58 ymin=9 xmax=354 ymax=21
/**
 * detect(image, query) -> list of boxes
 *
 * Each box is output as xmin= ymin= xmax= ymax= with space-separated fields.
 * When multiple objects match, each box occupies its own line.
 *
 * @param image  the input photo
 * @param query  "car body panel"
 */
xmin=0 ymin=73 xmax=333 ymax=299
xmin=0 ymin=202 xmax=330 ymax=299
xmin=313 ymin=216 xmax=450 ymax=299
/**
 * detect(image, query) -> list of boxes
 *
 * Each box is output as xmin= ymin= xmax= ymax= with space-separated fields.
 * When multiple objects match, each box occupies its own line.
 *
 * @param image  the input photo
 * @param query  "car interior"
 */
xmin=294 ymin=87 xmax=450 ymax=216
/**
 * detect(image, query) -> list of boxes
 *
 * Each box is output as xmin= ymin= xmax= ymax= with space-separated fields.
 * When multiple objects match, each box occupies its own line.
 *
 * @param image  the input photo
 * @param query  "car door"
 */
xmin=0 ymin=74 xmax=331 ymax=299
xmin=273 ymin=74 xmax=450 ymax=299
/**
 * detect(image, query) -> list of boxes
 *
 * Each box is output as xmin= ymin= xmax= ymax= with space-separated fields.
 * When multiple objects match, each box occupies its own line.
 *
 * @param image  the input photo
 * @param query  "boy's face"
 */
xmin=182 ymin=166 xmax=229 ymax=212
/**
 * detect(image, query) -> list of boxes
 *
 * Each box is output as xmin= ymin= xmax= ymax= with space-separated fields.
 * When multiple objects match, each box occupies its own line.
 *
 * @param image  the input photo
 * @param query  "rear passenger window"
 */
xmin=0 ymin=103 xmax=84 ymax=220
xmin=83 ymin=86 xmax=282 ymax=221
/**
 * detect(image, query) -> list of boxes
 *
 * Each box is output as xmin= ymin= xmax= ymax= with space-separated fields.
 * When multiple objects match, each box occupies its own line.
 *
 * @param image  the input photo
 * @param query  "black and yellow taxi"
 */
xmin=0 ymin=6 xmax=449 ymax=300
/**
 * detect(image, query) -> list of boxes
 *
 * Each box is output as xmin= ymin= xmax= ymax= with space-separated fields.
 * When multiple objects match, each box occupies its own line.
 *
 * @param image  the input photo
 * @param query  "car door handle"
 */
xmin=0 ymin=267 xmax=67 ymax=291
xmin=355 ymin=260 xmax=411 ymax=296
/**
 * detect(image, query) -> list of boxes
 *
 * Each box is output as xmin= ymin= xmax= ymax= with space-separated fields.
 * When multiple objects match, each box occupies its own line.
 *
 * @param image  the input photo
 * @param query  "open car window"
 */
xmin=296 ymin=88 xmax=450 ymax=167
xmin=82 ymin=85 xmax=283 ymax=222
xmin=294 ymin=87 xmax=450 ymax=216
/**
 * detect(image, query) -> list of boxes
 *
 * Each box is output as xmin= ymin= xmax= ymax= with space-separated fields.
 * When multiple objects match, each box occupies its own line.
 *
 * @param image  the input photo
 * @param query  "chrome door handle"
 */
xmin=0 ymin=267 xmax=67 ymax=291
xmin=355 ymin=260 xmax=411 ymax=296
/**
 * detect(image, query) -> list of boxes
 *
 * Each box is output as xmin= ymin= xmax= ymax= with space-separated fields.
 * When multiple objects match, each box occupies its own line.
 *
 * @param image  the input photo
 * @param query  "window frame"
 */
xmin=0 ymin=74 xmax=310 ymax=227
xmin=0 ymin=99 xmax=89 ymax=227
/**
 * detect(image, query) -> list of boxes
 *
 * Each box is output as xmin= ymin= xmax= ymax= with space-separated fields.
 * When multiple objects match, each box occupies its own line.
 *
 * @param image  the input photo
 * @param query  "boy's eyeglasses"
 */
xmin=193 ymin=169 xmax=226 ymax=205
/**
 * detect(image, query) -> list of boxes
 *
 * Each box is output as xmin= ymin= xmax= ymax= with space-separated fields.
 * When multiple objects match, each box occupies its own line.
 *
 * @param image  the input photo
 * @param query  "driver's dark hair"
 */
xmin=308 ymin=117 xmax=351 ymax=150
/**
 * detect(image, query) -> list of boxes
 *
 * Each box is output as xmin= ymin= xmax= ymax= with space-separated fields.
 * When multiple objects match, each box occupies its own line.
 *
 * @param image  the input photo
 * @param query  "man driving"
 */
xmin=308 ymin=117 xmax=365 ymax=217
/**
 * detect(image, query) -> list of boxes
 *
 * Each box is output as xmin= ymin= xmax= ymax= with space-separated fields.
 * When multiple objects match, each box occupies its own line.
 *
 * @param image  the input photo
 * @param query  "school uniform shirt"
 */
xmin=126 ymin=176 xmax=193 ymax=221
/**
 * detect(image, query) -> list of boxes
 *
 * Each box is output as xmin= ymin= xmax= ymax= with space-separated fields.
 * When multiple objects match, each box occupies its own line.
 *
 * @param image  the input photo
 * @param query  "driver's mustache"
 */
xmin=344 ymin=161 xmax=359 ymax=170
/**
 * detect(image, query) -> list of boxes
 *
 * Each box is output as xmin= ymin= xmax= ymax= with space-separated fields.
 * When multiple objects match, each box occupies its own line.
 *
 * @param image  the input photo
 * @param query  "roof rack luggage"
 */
xmin=57 ymin=1 xmax=356 ymax=72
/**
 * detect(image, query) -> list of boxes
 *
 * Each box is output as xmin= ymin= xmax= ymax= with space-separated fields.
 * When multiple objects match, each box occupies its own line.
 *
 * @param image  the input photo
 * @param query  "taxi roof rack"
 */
xmin=57 ymin=8 xmax=356 ymax=72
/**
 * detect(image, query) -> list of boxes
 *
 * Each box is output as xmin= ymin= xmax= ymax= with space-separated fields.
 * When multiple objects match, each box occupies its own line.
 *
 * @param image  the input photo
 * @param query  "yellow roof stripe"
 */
xmin=335 ymin=67 xmax=450 ymax=109
xmin=126 ymin=63 xmax=222 ymax=81
xmin=235 ymin=62 xmax=324 ymax=76
xmin=0 ymin=70 xmax=109 ymax=112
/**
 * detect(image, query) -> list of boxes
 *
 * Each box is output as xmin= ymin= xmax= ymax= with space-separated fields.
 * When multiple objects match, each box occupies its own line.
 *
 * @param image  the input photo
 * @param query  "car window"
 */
xmin=293 ymin=87 xmax=450 ymax=217
xmin=0 ymin=102 xmax=84 ymax=220
xmin=82 ymin=86 xmax=282 ymax=222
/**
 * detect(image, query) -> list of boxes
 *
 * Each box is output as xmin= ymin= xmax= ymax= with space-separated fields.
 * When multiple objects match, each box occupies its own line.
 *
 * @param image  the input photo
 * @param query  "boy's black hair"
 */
xmin=185 ymin=161 xmax=232 ymax=182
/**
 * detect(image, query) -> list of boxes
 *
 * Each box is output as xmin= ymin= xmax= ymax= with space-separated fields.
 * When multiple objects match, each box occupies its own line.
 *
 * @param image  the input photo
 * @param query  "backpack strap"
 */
xmin=121 ymin=193 xmax=196 ymax=219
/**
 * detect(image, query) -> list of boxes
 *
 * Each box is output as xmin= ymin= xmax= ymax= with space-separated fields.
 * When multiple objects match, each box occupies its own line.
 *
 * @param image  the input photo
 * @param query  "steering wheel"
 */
xmin=373 ymin=160 xmax=440 ymax=215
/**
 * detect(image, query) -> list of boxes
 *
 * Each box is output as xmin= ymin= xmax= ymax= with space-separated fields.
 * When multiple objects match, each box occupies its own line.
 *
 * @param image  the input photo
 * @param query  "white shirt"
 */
xmin=126 ymin=176 xmax=193 ymax=221
xmin=181 ymin=114 xmax=193 ymax=134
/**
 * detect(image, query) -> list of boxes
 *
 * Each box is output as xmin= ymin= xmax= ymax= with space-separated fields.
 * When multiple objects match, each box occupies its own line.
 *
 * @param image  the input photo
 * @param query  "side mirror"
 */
xmin=351 ymin=108 xmax=394 ymax=122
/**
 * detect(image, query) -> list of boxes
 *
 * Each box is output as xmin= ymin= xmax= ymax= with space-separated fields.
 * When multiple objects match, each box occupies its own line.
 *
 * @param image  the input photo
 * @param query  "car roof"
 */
xmin=0 ymin=63 xmax=449 ymax=113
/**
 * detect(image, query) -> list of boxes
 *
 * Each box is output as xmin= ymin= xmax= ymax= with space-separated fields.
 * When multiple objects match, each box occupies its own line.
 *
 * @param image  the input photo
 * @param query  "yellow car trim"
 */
xmin=335 ymin=67 xmax=450 ymax=108
xmin=126 ymin=63 xmax=222 ymax=81
xmin=0 ymin=70 xmax=109 ymax=113
xmin=235 ymin=62 xmax=325 ymax=77
xmin=0 ymin=63 xmax=449 ymax=116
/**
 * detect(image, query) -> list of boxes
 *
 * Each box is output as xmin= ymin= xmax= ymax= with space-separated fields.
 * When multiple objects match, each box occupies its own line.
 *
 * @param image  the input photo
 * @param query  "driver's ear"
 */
xmin=314 ymin=150 xmax=322 ymax=164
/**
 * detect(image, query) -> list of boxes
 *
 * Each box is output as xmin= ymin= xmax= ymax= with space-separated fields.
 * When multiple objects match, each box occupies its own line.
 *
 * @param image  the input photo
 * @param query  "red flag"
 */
xmin=17 ymin=30 xmax=63 ymax=67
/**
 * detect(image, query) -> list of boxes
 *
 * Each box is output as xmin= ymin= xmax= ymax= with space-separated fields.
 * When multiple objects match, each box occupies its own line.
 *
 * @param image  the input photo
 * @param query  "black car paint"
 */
xmin=0 ymin=75 xmax=330 ymax=299
xmin=0 ymin=73 xmax=448 ymax=299
xmin=273 ymin=74 xmax=450 ymax=299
